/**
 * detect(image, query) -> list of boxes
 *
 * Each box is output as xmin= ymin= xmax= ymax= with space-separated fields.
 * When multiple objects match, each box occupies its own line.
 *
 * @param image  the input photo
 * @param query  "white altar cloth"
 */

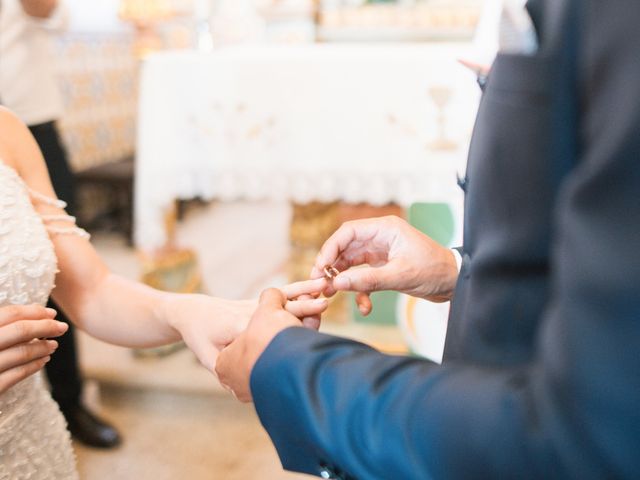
xmin=135 ymin=44 xmax=479 ymax=250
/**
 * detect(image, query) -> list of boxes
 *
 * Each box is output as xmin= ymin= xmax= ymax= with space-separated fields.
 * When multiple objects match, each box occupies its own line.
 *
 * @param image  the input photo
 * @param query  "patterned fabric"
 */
xmin=0 ymin=161 xmax=78 ymax=480
xmin=55 ymin=33 xmax=138 ymax=172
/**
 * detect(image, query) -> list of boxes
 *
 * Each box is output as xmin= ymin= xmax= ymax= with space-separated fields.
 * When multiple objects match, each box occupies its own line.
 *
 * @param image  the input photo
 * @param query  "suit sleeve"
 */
xmin=250 ymin=2 xmax=640 ymax=478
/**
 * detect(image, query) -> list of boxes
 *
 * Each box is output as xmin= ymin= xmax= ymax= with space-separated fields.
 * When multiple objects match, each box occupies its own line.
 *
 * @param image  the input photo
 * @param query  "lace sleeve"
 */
xmin=29 ymin=188 xmax=91 ymax=240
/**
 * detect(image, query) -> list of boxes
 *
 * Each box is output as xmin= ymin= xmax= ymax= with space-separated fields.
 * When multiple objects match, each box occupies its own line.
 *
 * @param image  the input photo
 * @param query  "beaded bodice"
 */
xmin=0 ymin=162 xmax=58 ymax=308
xmin=0 ymin=160 xmax=77 ymax=479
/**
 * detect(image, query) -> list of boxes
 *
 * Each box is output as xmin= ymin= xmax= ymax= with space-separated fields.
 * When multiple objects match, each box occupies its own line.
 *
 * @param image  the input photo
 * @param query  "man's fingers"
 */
xmin=309 ymin=265 xmax=325 ymax=281
xmin=313 ymin=223 xmax=358 ymax=277
xmin=457 ymin=58 xmax=491 ymax=77
xmin=258 ymin=288 xmax=288 ymax=310
xmin=0 ymin=305 xmax=57 ymax=328
xmin=215 ymin=343 xmax=252 ymax=402
xmin=281 ymin=278 xmax=327 ymax=300
xmin=332 ymin=265 xmax=396 ymax=294
xmin=0 ymin=355 xmax=51 ymax=394
xmin=0 ymin=320 xmax=68 ymax=351
xmin=214 ymin=344 xmax=232 ymax=383
xmin=313 ymin=220 xmax=383 ymax=278
xmin=355 ymin=292 xmax=373 ymax=316
xmin=285 ymin=298 xmax=328 ymax=318
xmin=213 ymin=346 xmax=233 ymax=389
xmin=315 ymin=218 xmax=388 ymax=270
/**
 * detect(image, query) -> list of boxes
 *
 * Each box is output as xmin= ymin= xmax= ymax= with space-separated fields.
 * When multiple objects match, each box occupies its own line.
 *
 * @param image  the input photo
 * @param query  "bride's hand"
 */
xmin=281 ymin=278 xmax=330 ymax=330
xmin=0 ymin=305 xmax=69 ymax=394
xmin=169 ymin=295 xmax=255 ymax=371
xmin=168 ymin=278 xmax=329 ymax=371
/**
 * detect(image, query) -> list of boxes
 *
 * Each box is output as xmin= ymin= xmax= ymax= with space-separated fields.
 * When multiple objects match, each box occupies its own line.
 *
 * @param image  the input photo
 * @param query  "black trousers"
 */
xmin=28 ymin=121 xmax=82 ymax=409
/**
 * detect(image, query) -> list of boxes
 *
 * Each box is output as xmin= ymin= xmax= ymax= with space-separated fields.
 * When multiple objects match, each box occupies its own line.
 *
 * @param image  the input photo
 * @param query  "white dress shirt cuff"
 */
xmin=451 ymin=249 xmax=463 ymax=273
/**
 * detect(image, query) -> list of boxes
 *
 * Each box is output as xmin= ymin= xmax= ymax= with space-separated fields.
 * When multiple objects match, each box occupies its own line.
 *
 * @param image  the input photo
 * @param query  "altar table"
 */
xmin=135 ymin=43 xmax=480 ymax=251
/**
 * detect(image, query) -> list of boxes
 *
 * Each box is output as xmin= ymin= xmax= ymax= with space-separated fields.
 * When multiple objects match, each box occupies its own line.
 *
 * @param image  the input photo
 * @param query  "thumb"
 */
xmin=258 ymin=288 xmax=287 ymax=310
xmin=332 ymin=265 xmax=397 ymax=293
xmin=214 ymin=343 xmax=234 ymax=385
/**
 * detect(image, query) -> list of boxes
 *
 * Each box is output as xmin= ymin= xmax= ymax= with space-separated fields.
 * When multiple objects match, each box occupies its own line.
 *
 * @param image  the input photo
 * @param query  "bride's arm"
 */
xmin=0 ymin=109 xmax=327 ymax=369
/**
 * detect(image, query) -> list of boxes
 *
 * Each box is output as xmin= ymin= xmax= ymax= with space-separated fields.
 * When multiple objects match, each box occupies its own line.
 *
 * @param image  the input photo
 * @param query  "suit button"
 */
xmin=319 ymin=466 xmax=336 ymax=479
xmin=320 ymin=467 xmax=334 ymax=480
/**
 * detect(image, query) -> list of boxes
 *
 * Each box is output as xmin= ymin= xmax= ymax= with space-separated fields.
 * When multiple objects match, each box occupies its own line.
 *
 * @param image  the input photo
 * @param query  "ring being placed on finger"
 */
xmin=323 ymin=265 xmax=340 ymax=280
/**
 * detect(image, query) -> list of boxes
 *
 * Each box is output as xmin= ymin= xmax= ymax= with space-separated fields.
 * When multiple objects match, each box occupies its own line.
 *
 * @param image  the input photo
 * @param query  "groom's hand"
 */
xmin=310 ymin=216 xmax=458 ymax=314
xmin=216 ymin=288 xmax=305 ymax=403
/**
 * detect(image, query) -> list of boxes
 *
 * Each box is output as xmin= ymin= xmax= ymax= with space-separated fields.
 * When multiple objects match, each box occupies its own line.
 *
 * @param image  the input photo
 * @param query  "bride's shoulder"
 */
xmin=0 ymin=108 xmax=20 ymax=168
xmin=0 ymin=107 xmax=28 ymax=152
xmin=0 ymin=107 xmax=39 ymax=172
xmin=0 ymin=106 xmax=24 ymax=131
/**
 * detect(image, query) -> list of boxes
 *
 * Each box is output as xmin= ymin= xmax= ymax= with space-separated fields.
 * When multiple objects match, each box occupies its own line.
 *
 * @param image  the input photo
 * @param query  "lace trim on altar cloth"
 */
xmin=28 ymin=188 xmax=90 ymax=240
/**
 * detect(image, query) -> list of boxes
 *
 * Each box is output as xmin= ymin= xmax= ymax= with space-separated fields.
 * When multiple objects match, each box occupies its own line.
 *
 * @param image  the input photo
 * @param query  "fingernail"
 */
xmin=45 ymin=308 xmax=57 ymax=317
xmin=313 ymin=298 xmax=328 ymax=306
xmin=47 ymin=340 xmax=59 ymax=350
xmin=333 ymin=275 xmax=350 ymax=290
xmin=44 ymin=356 xmax=52 ymax=364
xmin=56 ymin=322 xmax=69 ymax=332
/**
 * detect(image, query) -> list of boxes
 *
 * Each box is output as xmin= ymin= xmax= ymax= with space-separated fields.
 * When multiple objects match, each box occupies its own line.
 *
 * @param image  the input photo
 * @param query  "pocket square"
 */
xmin=499 ymin=0 xmax=539 ymax=55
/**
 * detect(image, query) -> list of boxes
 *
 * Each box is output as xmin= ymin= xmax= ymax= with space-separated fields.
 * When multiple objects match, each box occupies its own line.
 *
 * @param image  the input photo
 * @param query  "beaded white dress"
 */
xmin=0 ymin=161 xmax=78 ymax=479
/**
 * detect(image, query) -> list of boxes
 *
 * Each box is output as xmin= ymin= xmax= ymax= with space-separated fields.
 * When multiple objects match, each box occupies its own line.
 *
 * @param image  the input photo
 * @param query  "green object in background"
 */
xmin=408 ymin=203 xmax=455 ymax=248
xmin=353 ymin=203 xmax=455 ymax=325
xmin=352 ymin=290 xmax=398 ymax=326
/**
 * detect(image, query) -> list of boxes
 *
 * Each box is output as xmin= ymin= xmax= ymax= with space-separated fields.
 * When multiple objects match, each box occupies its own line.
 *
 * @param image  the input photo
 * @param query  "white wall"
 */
xmin=65 ymin=0 xmax=197 ymax=32
xmin=65 ymin=0 xmax=126 ymax=32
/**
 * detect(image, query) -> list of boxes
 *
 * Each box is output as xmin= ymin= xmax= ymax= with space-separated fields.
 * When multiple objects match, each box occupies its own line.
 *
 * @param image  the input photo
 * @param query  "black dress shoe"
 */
xmin=61 ymin=404 xmax=123 ymax=449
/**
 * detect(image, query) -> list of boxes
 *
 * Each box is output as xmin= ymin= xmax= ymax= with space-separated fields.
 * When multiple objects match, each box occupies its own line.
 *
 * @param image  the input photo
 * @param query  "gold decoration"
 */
xmin=288 ymin=201 xmax=348 ymax=323
xmin=118 ymin=0 xmax=175 ymax=57
xmin=139 ymin=248 xmax=203 ymax=294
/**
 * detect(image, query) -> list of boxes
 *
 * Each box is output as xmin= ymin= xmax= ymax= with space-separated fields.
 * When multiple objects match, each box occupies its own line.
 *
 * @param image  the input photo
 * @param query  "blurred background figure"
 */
xmin=0 ymin=0 xmax=122 ymax=448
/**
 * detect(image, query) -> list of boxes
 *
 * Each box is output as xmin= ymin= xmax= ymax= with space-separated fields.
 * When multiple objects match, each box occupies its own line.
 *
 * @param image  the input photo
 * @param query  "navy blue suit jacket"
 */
xmin=250 ymin=1 xmax=640 ymax=478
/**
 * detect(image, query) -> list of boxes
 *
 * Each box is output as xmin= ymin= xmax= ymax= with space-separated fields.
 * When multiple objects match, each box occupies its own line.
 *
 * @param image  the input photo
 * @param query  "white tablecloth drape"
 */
xmin=135 ymin=44 xmax=480 ymax=250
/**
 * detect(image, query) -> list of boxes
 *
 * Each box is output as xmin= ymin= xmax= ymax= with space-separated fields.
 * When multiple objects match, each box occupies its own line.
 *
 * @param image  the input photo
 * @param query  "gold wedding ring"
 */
xmin=323 ymin=266 xmax=340 ymax=280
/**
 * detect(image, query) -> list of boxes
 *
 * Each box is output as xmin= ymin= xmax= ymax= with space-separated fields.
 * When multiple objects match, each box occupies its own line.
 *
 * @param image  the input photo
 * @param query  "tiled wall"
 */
xmin=56 ymin=32 xmax=139 ymax=171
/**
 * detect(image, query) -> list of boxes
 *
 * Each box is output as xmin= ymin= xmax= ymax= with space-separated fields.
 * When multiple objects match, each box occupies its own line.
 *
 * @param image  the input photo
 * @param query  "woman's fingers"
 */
xmin=281 ymin=278 xmax=327 ymax=300
xmin=289 ymin=294 xmax=323 ymax=331
xmin=0 ymin=319 xmax=68 ymax=350
xmin=0 ymin=355 xmax=51 ymax=394
xmin=285 ymin=298 xmax=328 ymax=319
xmin=0 ymin=306 xmax=62 ymax=394
xmin=0 ymin=339 xmax=58 ymax=372
xmin=0 ymin=305 xmax=57 ymax=328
